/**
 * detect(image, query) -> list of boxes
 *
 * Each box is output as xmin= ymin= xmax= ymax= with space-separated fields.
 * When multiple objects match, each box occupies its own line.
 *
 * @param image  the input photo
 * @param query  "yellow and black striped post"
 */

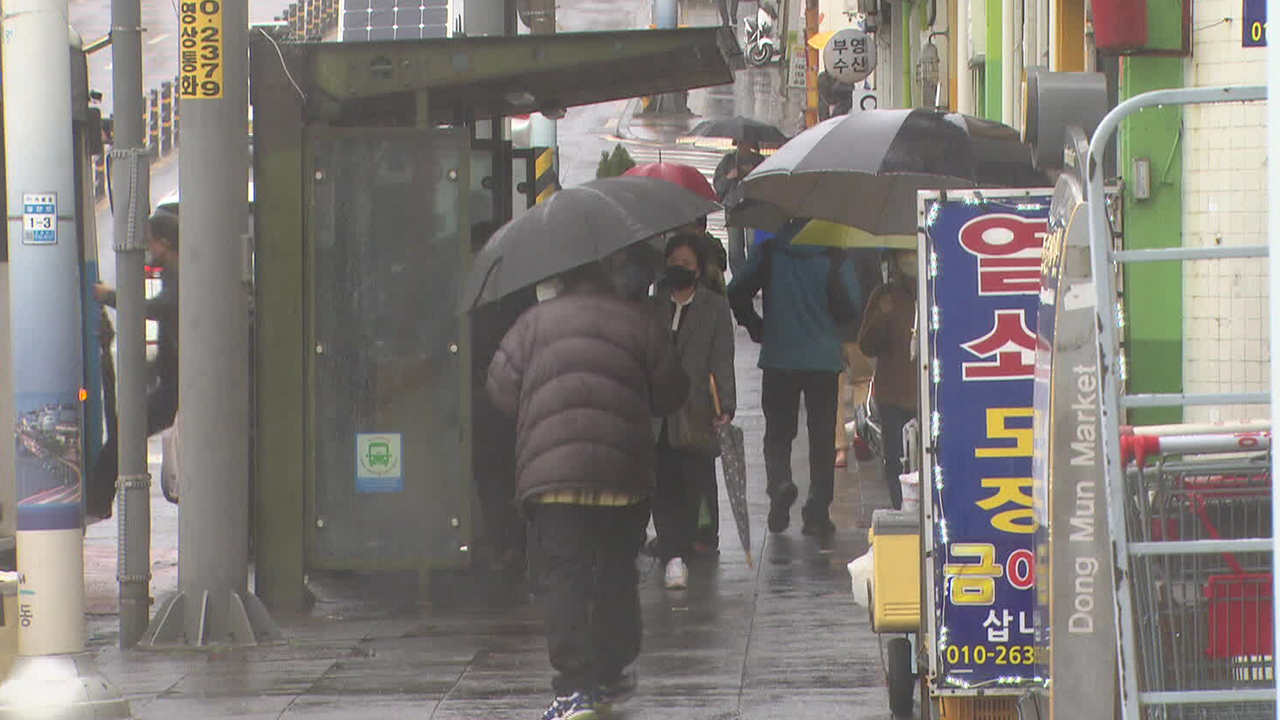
xmin=171 ymin=75 xmax=181 ymax=146
xmin=322 ymin=0 xmax=336 ymax=32
xmin=534 ymin=146 xmax=558 ymax=204
xmin=306 ymin=0 xmax=319 ymax=39
xmin=287 ymin=4 xmax=302 ymax=38
xmin=147 ymin=88 xmax=160 ymax=154
xmin=159 ymin=80 xmax=174 ymax=155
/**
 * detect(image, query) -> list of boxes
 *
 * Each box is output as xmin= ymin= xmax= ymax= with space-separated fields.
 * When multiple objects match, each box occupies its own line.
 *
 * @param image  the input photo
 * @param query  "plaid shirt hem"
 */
xmin=531 ymin=490 xmax=645 ymax=507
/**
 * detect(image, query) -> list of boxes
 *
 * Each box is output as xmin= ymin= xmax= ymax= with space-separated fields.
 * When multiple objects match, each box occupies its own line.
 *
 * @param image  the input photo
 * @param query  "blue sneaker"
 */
xmin=597 ymin=671 xmax=636 ymax=715
xmin=541 ymin=691 xmax=598 ymax=720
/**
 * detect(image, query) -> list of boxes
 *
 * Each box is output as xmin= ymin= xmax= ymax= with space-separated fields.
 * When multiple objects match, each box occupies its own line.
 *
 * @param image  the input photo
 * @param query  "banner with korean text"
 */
xmin=921 ymin=190 xmax=1053 ymax=691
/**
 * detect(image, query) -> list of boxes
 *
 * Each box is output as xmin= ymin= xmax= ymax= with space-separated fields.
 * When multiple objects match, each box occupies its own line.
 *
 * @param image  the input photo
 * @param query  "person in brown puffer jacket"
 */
xmin=486 ymin=257 xmax=689 ymax=718
xmin=857 ymin=249 xmax=919 ymax=510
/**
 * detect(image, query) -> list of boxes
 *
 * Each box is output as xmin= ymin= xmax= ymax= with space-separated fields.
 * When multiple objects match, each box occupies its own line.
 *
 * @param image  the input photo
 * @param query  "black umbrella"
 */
xmin=689 ymin=115 xmax=789 ymax=145
xmin=740 ymin=108 xmax=1045 ymax=238
xmin=721 ymin=185 xmax=790 ymax=233
xmin=459 ymin=176 xmax=720 ymax=311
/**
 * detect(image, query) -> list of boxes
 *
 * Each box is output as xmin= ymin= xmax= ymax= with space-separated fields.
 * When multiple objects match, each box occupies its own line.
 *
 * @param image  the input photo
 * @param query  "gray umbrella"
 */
xmin=710 ymin=375 xmax=751 ymax=569
xmin=459 ymin=176 xmax=720 ymax=311
xmin=740 ymin=108 xmax=1044 ymax=238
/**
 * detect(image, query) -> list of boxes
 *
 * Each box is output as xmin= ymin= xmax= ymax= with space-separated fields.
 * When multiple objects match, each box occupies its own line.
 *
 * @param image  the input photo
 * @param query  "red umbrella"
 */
xmin=623 ymin=162 xmax=719 ymax=203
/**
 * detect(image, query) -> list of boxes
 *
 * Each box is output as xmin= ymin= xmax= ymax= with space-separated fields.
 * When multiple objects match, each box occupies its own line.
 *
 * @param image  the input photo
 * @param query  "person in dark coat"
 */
xmin=469 ymin=221 xmax=538 ymax=578
xmin=666 ymin=216 xmax=729 ymax=296
xmin=713 ymin=139 xmax=766 ymax=277
xmin=94 ymin=207 xmax=180 ymax=438
xmin=487 ymin=257 xmax=689 ymax=720
xmin=727 ymin=229 xmax=862 ymax=544
xmin=649 ymin=234 xmax=736 ymax=590
xmin=817 ymin=71 xmax=854 ymax=120
xmin=857 ymin=249 xmax=919 ymax=510
xmin=88 ymin=208 xmax=180 ymax=519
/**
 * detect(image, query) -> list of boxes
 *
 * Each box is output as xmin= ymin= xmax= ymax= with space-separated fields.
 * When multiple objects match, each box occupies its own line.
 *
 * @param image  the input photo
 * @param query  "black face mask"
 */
xmin=665 ymin=265 xmax=698 ymax=290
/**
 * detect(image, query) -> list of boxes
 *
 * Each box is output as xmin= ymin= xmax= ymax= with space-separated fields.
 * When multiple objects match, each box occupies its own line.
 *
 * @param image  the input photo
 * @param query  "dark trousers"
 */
xmin=473 ymin=398 xmax=524 ymax=559
xmin=653 ymin=440 xmax=717 ymax=562
xmin=879 ymin=403 xmax=916 ymax=510
xmin=527 ymin=501 xmax=649 ymax=696
xmin=693 ymin=465 xmax=720 ymax=548
xmin=146 ymin=381 xmax=178 ymax=438
xmin=727 ymin=226 xmax=749 ymax=278
xmin=716 ymin=0 xmax=740 ymax=26
xmin=761 ymin=369 xmax=839 ymax=524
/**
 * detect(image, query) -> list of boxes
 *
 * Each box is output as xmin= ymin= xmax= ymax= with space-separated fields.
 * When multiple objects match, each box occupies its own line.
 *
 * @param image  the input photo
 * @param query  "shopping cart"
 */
xmin=1120 ymin=431 xmax=1274 ymax=719
xmin=1082 ymin=84 xmax=1276 ymax=720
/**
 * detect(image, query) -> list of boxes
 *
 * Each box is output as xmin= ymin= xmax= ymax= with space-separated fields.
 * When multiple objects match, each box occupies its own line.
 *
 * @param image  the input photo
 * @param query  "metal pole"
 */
xmin=1268 ymin=1 xmax=1280 ymax=701
xmin=654 ymin=0 xmax=676 ymax=29
xmin=1000 ymin=0 xmax=1014 ymax=125
xmin=956 ymin=0 xmax=972 ymax=114
xmin=144 ymin=0 xmax=279 ymax=646
xmin=110 ymin=0 xmax=153 ymax=649
xmin=0 ymin=3 xmax=128 ymax=716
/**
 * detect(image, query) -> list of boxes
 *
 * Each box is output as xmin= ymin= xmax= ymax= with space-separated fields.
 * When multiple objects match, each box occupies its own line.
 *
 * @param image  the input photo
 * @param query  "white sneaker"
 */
xmin=664 ymin=557 xmax=688 ymax=589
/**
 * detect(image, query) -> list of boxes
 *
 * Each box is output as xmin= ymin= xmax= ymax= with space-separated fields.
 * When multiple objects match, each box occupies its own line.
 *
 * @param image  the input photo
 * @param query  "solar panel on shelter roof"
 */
xmin=340 ymin=0 xmax=451 ymax=41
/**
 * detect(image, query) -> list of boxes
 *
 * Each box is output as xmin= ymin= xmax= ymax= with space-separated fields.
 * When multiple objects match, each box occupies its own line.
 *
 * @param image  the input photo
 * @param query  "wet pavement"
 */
xmin=85 ymin=327 xmax=905 ymax=720
xmin=73 ymin=2 xmax=908 ymax=717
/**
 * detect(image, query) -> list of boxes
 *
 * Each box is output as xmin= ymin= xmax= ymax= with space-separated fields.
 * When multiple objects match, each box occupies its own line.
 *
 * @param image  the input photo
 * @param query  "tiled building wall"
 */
xmin=1180 ymin=5 xmax=1269 ymax=422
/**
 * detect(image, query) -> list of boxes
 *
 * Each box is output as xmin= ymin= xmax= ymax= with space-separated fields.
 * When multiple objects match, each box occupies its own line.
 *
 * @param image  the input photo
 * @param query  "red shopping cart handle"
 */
xmin=1120 ymin=434 xmax=1160 ymax=467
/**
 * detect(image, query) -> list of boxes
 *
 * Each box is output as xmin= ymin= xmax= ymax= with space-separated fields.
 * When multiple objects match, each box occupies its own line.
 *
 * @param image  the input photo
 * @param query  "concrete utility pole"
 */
xmin=0 ymin=3 xmax=128 ymax=716
xmin=528 ymin=0 xmax=556 ymax=163
xmin=110 ymin=0 xmax=154 ymax=650
xmin=144 ymin=0 xmax=279 ymax=646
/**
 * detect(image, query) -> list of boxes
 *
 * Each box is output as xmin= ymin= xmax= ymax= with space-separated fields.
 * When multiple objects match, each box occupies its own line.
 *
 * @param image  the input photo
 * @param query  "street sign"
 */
xmin=822 ymin=28 xmax=875 ymax=84
xmin=852 ymin=88 xmax=877 ymax=112
xmin=355 ymin=432 xmax=404 ymax=493
xmin=1031 ymin=127 xmax=1119 ymax=718
xmin=788 ymin=41 xmax=807 ymax=89
xmin=179 ymin=0 xmax=225 ymax=98
xmin=1243 ymin=0 xmax=1266 ymax=46
xmin=22 ymin=193 xmax=56 ymax=245
xmin=921 ymin=189 xmax=1053 ymax=691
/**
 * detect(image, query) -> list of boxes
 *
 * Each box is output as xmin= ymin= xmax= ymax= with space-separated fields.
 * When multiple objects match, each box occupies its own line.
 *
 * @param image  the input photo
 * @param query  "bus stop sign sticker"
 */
xmin=22 ymin=194 xmax=56 ymax=245
xmin=356 ymin=433 xmax=403 ymax=493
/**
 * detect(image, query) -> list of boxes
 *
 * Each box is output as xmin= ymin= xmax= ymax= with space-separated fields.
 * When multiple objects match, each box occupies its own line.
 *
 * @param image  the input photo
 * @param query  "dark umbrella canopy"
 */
xmin=459 ymin=176 xmax=720 ymax=311
xmin=689 ymin=115 xmax=789 ymax=145
xmin=740 ymin=108 xmax=1044 ymax=237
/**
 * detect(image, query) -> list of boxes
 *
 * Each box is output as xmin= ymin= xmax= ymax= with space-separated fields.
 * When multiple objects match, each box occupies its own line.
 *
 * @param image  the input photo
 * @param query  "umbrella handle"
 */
xmin=710 ymin=374 xmax=724 ymax=417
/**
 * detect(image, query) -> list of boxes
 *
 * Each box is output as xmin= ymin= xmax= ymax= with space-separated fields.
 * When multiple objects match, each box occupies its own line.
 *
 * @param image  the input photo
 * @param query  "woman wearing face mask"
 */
xmin=650 ymin=233 xmax=737 ymax=590
xmin=857 ymin=249 xmax=919 ymax=510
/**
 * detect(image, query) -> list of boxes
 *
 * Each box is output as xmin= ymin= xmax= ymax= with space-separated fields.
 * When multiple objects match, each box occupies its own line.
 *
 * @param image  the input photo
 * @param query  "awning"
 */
xmin=303 ymin=27 xmax=738 ymax=120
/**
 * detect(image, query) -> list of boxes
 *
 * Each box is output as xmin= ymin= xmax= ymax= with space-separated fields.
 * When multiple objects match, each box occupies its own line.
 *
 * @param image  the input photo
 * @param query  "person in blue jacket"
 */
xmin=727 ymin=221 xmax=862 ymax=544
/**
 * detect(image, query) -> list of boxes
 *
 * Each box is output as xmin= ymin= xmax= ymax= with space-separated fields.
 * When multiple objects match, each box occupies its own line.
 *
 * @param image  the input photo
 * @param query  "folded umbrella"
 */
xmin=459 ymin=176 xmax=720 ymax=312
xmin=740 ymin=108 xmax=1044 ymax=238
xmin=710 ymin=374 xmax=752 ymax=570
